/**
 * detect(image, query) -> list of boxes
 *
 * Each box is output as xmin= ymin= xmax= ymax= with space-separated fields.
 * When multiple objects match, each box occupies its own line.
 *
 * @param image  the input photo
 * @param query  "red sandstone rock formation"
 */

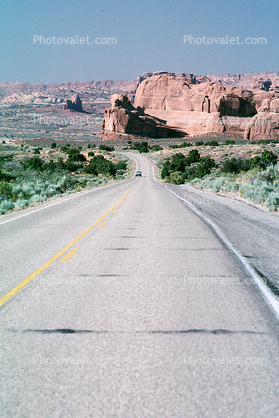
xmin=102 ymin=73 xmax=279 ymax=140
xmin=245 ymin=97 xmax=279 ymax=140
xmin=64 ymin=93 xmax=83 ymax=112
xmin=133 ymin=73 xmax=279 ymax=139
xmin=101 ymin=94 xmax=185 ymax=140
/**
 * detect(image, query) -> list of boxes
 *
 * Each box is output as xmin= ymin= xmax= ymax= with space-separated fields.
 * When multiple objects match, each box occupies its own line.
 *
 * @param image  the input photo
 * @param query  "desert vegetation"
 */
xmin=0 ymin=142 xmax=130 ymax=214
xmin=159 ymin=143 xmax=279 ymax=211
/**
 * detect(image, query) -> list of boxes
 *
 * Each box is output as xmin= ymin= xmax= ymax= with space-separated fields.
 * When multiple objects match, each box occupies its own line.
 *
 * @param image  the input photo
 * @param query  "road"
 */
xmin=1 ymin=153 xmax=279 ymax=417
xmin=166 ymin=183 xmax=279 ymax=289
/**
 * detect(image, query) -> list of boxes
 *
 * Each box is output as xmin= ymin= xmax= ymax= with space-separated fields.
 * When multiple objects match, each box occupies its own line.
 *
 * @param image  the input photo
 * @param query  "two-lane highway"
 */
xmin=1 ymin=154 xmax=279 ymax=417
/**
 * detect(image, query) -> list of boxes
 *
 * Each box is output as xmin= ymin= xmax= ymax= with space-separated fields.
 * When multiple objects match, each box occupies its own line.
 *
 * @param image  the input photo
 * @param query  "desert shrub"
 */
xmin=211 ymin=177 xmax=226 ymax=192
xmin=51 ymin=142 xmax=57 ymax=149
xmin=130 ymin=141 xmax=150 ymax=153
xmin=151 ymin=145 xmax=163 ymax=151
xmin=0 ymin=169 xmax=14 ymax=182
xmin=179 ymin=142 xmax=192 ymax=148
xmin=64 ymin=160 xmax=82 ymax=172
xmin=255 ymin=183 xmax=274 ymax=202
xmin=204 ymin=140 xmax=219 ymax=146
xmin=195 ymin=141 xmax=204 ymax=146
xmin=169 ymin=172 xmax=184 ymax=184
xmin=221 ymin=158 xmax=251 ymax=174
xmin=193 ymin=157 xmax=216 ymax=178
xmin=258 ymin=150 xmax=277 ymax=169
xmin=186 ymin=149 xmax=201 ymax=164
xmin=23 ymin=156 xmax=44 ymax=171
xmin=0 ymin=182 xmax=12 ymax=201
xmin=161 ymin=151 xmax=203 ymax=180
xmin=84 ymin=155 xmax=117 ymax=176
xmin=99 ymin=144 xmax=115 ymax=152
xmin=0 ymin=154 xmax=14 ymax=168
xmin=88 ymin=151 xmax=95 ymax=157
xmin=15 ymin=199 xmax=29 ymax=208
xmin=221 ymin=151 xmax=278 ymax=174
xmin=65 ymin=148 xmax=86 ymax=162
xmin=267 ymin=192 xmax=279 ymax=211
xmin=262 ymin=165 xmax=278 ymax=182
xmin=161 ymin=161 xmax=171 ymax=179
xmin=34 ymin=148 xmax=40 ymax=154
xmin=116 ymin=160 xmax=127 ymax=170
xmin=224 ymin=140 xmax=236 ymax=145
xmin=0 ymin=199 xmax=14 ymax=214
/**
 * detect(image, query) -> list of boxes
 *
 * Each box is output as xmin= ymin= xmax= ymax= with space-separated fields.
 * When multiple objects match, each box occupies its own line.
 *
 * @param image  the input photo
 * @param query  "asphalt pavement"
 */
xmin=1 ymin=153 xmax=279 ymax=417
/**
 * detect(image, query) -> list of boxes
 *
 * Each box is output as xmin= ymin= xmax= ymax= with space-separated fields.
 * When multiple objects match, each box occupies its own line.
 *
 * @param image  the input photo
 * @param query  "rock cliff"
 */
xmin=245 ymin=97 xmax=279 ymax=140
xmin=133 ymin=73 xmax=279 ymax=139
xmin=101 ymin=94 xmax=184 ymax=140
xmin=103 ymin=73 xmax=279 ymax=140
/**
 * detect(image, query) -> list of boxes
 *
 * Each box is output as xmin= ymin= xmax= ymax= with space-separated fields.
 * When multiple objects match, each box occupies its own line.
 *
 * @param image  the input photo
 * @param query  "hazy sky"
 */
xmin=0 ymin=0 xmax=278 ymax=83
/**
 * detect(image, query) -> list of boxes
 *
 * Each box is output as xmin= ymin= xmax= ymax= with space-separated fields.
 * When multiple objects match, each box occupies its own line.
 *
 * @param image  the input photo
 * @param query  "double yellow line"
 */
xmin=0 ymin=189 xmax=131 ymax=307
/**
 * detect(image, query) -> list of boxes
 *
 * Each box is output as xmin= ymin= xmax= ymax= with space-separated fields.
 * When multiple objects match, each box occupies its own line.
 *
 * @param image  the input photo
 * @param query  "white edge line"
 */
xmin=165 ymin=184 xmax=279 ymax=322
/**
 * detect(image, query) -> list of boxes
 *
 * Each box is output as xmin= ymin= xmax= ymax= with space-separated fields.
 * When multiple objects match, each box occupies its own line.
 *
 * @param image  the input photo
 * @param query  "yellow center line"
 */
xmin=112 ymin=210 xmax=117 ymax=213
xmin=0 ymin=188 xmax=131 ymax=307
xmin=60 ymin=248 xmax=78 ymax=263
xmin=97 ymin=222 xmax=106 ymax=229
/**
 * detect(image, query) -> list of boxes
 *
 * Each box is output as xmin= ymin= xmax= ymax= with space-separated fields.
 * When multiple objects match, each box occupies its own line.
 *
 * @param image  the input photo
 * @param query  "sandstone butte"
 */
xmin=101 ymin=72 xmax=279 ymax=141
xmin=64 ymin=93 xmax=83 ymax=112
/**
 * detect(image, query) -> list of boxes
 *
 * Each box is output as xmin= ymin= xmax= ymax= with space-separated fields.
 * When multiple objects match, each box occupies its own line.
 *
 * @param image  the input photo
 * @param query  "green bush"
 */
xmin=161 ymin=151 xmax=200 ymax=179
xmin=0 ymin=181 xmax=12 ymax=201
xmin=151 ymin=145 xmax=163 ymax=151
xmin=51 ymin=142 xmax=57 ymax=149
xmin=84 ymin=155 xmax=117 ymax=176
xmin=130 ymin=141 xmax=150 ymax=153
xmin=193 ymin=157 xmax=216 ymax=178
xmin=0 ymin=169 xmax=14 ymax=182
xmin=204 ymin=140 xmax=219 ymax=146
xmin=64 ymin=148 xmax=86 ymax=160
xmin=116 ymin=160 xmax=127 ymax=170
xmin=24 ymin=156 xmax=44 ymax=171
xmin=186 ymin=149 xmax=200 ymax=164
xmin=99 ymin=144 xmax=115 ymax=152
xmin=88 ymin=151 xmax=95 ymax=157
xmin=169 ymin=172 xmax=184 ymax=184
xmin=221 ymin=151 xmax=278 ymax=174
xmin=259 ymin=150 xmax=278 ymax=169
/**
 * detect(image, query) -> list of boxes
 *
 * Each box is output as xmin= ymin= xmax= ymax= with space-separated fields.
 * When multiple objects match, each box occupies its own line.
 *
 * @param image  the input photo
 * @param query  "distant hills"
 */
xmin=0 ymin=80 xmax=135 ymax=104
xmin=0 ymin=72 xmax=278 ymax=105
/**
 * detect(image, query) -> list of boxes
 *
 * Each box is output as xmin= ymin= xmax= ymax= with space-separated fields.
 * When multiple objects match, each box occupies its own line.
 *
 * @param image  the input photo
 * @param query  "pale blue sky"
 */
xmin=0 ymin=0 xmax=278 ymax=83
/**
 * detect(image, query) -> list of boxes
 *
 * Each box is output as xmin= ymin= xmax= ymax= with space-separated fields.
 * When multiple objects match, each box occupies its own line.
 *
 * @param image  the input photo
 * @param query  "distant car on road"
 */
xmin=135 ymin=170 xmax=142 ymax=177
